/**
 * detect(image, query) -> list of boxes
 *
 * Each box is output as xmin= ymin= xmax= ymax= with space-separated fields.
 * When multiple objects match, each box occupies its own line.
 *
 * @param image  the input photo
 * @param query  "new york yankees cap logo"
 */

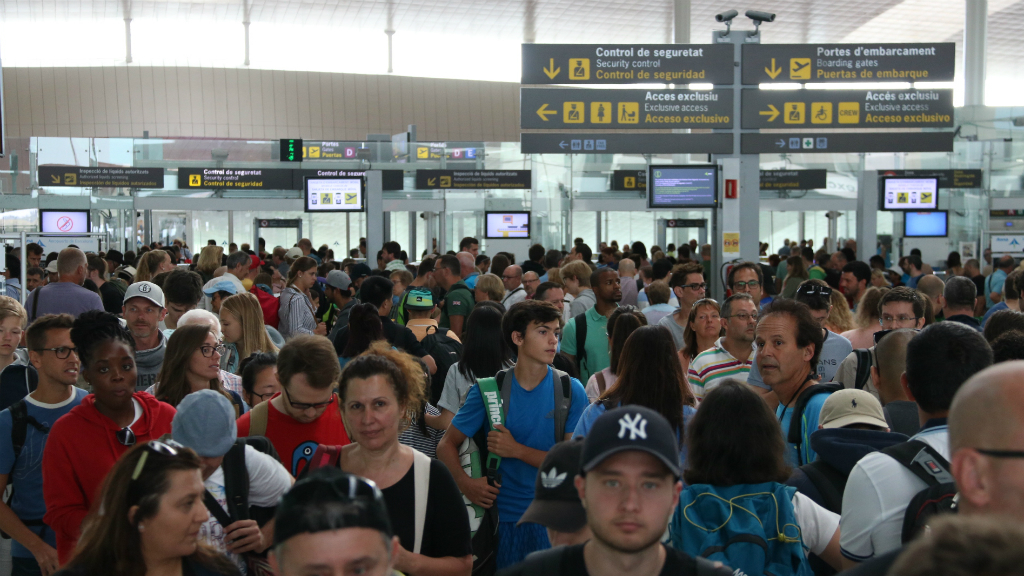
xmin=580 ymin=406 xmax=681 ymax=478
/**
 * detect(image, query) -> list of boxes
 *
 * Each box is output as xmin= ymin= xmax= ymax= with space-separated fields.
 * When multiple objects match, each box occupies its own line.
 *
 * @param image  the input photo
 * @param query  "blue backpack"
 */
xmin=670 ymin=482 xmax=813 ymax=576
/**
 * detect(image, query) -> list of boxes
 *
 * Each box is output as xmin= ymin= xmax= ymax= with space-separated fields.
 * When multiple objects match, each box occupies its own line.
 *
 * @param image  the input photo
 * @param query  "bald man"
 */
xmin=500 ymin=265 xmax=527 ymax=308
xmin=618 ymin=259 xmax=638 ymax=307
xmin=916 ymin=274 xmax=944 ymax=320
xmin=870 ymin=329 xmax=920 ymax=437
xmin=522 ymin=270 xmax=540 ymax=299
xmin=25 ymin=248 xmax=104 ymax=322
xmin=456 ymin=251 xmax=476 ymax=284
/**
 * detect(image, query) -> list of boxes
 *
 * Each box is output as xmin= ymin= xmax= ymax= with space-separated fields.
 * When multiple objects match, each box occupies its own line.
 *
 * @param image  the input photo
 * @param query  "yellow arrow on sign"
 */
xmin=50 ymin=175 xmax=60 ymax=184
xmin=765 ymin=58 xmax=782 ymax=79
xmin=759 ymin=104 xmax=780 ymax=122
xmin=536 ymin=103 xmax=556 ymax=121
xmin=543 ymin=58 xmax=561 ymax=79
xmin=427 ymin=178 xmax=437 ymax=186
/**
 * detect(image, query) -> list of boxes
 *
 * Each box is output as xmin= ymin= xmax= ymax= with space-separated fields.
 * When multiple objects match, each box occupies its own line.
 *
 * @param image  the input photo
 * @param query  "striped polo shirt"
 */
xmin=687 ymin=337 xmax=753 ymax=400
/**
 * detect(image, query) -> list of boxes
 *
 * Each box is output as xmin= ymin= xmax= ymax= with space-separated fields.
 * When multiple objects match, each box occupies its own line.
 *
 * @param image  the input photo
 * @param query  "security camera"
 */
xmin=715 ymin=10 xmax=738 ymax=22
xmin=746 ymin=10 xmax=776 ymax=23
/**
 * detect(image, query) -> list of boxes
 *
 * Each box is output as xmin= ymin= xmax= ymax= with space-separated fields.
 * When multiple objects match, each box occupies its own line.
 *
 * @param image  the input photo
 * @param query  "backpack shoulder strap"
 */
xmin=30 ymin=286 xmax=42 ymax=321
xmin=476 ymin=376 xmax=504 ymax=485
xmin=248 ymin=400 xmax=269 ymax=437
xmin=786 ymin=383 xmax=842 ymax=445
xmin=596 ymin=371 xmax=607 ymax=394
xmin=551 ymin=369 xmax=571 ymax=442
xmin=573 ymin=313 xmax=588 ymax=373
xmin=221 ymin=439 xmax=250 ymax=522
xmin=412 ymin=449 xmax=431 ymax=555
xmin=9 ymin=400 xmax=29 ymax=460
xmin=882 ymin=440 xmax=953 ymax=487
xmin=853 ymin=349 xmax=873 ymax=390
xmin=498 ymin=369 xmax=512 ymax=422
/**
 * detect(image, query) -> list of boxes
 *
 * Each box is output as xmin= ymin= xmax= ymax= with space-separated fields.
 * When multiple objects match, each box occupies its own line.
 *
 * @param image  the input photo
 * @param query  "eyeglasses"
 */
xmin=796 ymin=284 xmax=832 ymax=298
xmin=116 ymin=427 xmax=136 ymax=446
xmin=252 ymin=391 xmax=277 ymax=402
xmin=33 ymin=346 xmax=78 ymax=359
xmin=976 ymin=449 xmax=1024 ymax=459
xmin=732 ymin=280 xmax=760 ymax=289
xmin=725 ymin=313 xmax=758 ymax=322
xmin=198 ymin=344 xmax=226 ymax=358
xmin=878 ymin=315 xmax=920 ymax=327
xmin=681 ymin=282 xmax=707 ymax=291
xmin=282 ymin=387 xmax=336 ymax=411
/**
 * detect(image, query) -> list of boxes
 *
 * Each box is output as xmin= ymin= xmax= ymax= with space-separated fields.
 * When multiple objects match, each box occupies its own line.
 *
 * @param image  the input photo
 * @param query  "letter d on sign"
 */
xmin=725 ymin=179 xmax=738 ymax=199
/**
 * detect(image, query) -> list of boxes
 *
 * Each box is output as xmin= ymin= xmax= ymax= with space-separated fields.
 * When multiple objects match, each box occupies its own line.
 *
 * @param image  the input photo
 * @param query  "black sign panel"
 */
xmin=520 ymin=133 xmax=732 ymax=155
xmin=612 ymin=170 xmax=647 ymax=191
xmin=177 ymin=168 xmax=294 ymax=190
xmin=760 ymin=170 xmax=828 ymax=190
xmin=741 ymin=89 xmax=953 ymax=129
xmin=416 ymin=170 xmax=531 ymax=190
xmin=293 ymin=169 xmax=404 ymax=191
xmin=880 ymin=169 xmax=981 ymax=189
xmin=39 ymin=166 xmax=164 ymax=188
xmin=301 ymin=142 xmax=362 ymax=160
xmin=741 ymin=132 xmax=954 ymax=154
xmin=522 ymin=44 xmax=735 ymax=85
xmin=520 ymin=88 xmax=733 ymax=129
xmin=665 ymin=219 xmax=706 ymax=228
xmin=741 ymin=43 xmax=956 ymax=84
xmin=258 ymin=219 xmax=302 ymax=228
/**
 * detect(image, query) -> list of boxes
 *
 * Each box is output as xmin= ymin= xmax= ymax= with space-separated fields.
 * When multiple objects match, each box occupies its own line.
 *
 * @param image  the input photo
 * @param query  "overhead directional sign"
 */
xmin=741 ymin=88 xmax=953 ymax=129
xmin=39 ymin=166 xmax=164 ymax=188
xmin=760 ymin=170 xmax=828 ymax=190
xmin=880 ymin=169 xmax=982 ymax=189
xmin=178 ymin=168 xmax=295 ymax=190
xmin=612 ymin=170 xmax=647 ymax=191
xmin=522 ymin=44 xmax=735 ymax=85
xmin=741 ymin=132 xmax=954 ymax=154
xmin=742 ymin=43 xmax=956 ymax=84
xmin=415 ymin=170 xmax=531 ymax=190
xmin=520 ymin=133 xmax=733 ymax=154
xmin=521 ymin=88 xmax=733 ymax=129
xmin=293 ymin=169 xmax=404 ymax=191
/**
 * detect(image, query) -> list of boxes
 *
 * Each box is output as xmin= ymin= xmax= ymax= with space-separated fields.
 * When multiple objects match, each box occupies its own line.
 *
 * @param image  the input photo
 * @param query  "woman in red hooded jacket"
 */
xmin=42 ymin=311 xmax=176 ymax=565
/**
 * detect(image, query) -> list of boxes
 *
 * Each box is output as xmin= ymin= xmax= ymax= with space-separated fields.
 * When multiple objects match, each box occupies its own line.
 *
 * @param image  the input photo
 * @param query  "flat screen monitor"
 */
xmin=485 ymin=212 xmax=530 ymax=239
xmin=881 ymin=177 xmax=939 ymax=210
xmin=304 ymin=176 xmax=365 ymax=212
xmin=39 ymin=210 xmax=90 ymax=233
xmin=647 ymin=165 xmax=718 ymax=209
xmin=904 ymin=211 xmax=948 ymax=238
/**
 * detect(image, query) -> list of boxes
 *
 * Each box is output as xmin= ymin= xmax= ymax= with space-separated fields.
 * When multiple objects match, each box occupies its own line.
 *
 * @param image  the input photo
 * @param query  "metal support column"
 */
xmin=964 ymin=0 xmax=987 ymax=106
xmin=227 ymin=211 xmax=234 ymax=247
xmin=856 ymin=171 xmax=879 ymax=262
xmin=595 ymin=212 xmax=602 ymax=247
xmin=673 ymin=0 xmax=690 ymax=43
xmin=366 ymin=171 xmax=384 ymax=264
xmin=409 ymin=212 xmax=418 ymax=261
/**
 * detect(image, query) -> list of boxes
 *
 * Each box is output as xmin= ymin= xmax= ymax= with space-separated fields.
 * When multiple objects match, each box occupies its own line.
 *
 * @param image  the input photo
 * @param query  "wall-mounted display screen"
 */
xmin=39 ymin=210 xmax=90 ymax=233
xmin=904 ymin=211 xmax=948 ymax=238
xmin=881 ymin=177 xmax=939 ymax=210
xmin=485 ymin=212 xmax=530 ymax=239
xmin=304 ymin=176 xmax=365 ymax=212
xmin=647 ymin=166 xmax=718 ymax=208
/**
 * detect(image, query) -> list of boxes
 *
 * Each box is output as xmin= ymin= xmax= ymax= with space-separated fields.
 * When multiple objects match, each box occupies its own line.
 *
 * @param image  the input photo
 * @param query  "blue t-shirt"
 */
xmin=0 ymin=387 xmax=88 ymax=558
xmin=776 ymin=392 xmax=830 ymax=467
xmin=982 ymin=301 xmax=1009 ymax=327
xmin=451 ymin=367 xmax=587 ymax=522
xmin=573 ymin=402 xmax=697 ymax=471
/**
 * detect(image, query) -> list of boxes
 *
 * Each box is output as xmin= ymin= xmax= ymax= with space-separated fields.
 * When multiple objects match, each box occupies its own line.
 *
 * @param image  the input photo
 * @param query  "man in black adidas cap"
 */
xmin=518 ymin=439 xmax=592 ymax=547
xmin=500 ymin=406 xmax=730 ymax=576
xmin=270 ymin=468 xmax=400 ymax=576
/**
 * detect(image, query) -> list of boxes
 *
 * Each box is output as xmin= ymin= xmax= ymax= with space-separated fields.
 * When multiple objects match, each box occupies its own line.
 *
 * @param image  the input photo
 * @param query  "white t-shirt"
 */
xmin=839 ymin=425 xmax=948 ymax=562
xmin=792 ymin=492 xmax=839 ymax=556
xmin=437 ymin=361 xmax=513 ymax=415
xmin=199 ymin=445 xmax=293 ymax=573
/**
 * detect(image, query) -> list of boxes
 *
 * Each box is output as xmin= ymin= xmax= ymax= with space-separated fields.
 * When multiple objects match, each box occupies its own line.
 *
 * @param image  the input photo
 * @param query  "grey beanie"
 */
xmin=171 ymin=389 xmax=238 ymax=457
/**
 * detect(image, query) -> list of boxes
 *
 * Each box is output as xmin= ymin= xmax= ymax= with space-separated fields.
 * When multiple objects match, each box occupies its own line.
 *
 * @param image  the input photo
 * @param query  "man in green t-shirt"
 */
xmin=802 ymin=247 xmax=827 ymax=280
xmin=562 ymin=268 xmax=621 ymax=383
xmin=435 ymin=253 xmax=475 ymax=339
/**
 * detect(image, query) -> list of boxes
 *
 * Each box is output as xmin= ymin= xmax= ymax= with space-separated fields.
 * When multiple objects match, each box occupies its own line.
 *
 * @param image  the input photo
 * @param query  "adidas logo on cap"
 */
xmin=540 ymin=467 xmax=567 ymax=489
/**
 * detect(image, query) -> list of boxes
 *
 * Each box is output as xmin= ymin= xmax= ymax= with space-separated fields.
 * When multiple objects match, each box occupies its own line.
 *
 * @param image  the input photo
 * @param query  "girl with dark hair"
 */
xmin=152 ymin=324 xmax=246 ymax=415
xmin=782 ymin=255 xmax=810 ymax=299
xmin=584 ymin=306 xmax=646 ymax=401
xmin=671 ymin=380 xmax=842 ymax=573
xmin=435 ymin=303 xmax=514 ymax=430
xmin=336 ymin=342 xmax=473 ymax=575
xmin=44 ymin=311 xmax=177 ymax=565
xmin=56 ymin=441 xmax=240 ymax=576
xmin=630 ymin=240 xmax=650 ymax=266
xmin=339 ymin=303 xmax=386 ymax=367
xmin=490 ymin=254 xmax=511 ymax=281
xmin=573 ymin=325 xmax=697 ymax=461
xmin=238 ymin=352 xmax=279 ymax=407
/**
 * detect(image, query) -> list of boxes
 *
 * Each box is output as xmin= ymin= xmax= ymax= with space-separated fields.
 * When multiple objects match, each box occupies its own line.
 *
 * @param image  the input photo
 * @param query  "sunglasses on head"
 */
xmin=796 ymin=284 xmax=832 ymax=298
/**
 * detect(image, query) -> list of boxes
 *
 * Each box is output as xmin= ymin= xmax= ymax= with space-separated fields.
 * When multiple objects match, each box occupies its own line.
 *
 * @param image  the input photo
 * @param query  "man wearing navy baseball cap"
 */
xmin=499 ymin=406 xmax=730 ymax=576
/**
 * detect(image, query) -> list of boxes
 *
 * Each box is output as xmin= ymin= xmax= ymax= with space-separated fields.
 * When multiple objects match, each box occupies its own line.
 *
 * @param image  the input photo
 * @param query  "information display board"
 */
xmin=522 ymin=44 xmax=735 ymax=85
xmin=40 ymin=210 xmax=90 ymax=233
xmin=904 ymin=211 xmax=948 ymax=238
xmin=485 ymin=212 xmax=531 ymax=239
xmin=304 ymin=176 xmax=365 ymax=212
xmin=881 ymin=177 xmax=939 ymax=210
xmin=647 ymin=166 xmax=718 ymax=209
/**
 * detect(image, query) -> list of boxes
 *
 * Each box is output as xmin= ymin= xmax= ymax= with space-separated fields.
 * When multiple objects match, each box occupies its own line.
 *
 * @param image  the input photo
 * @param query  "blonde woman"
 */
xmin=134 ymin=250 xmax=173 ymax=283
xmin=841 ymin=286 xmax=889 ymax=348
xmin=473 ymin=273 xmax=505 ymax=303
xmin=220 ymin=292 xmax=278 ymax=374
xmin=194 ymin=245 xmax=224 ymax=284
xmin=825 ymin=289 xmax=855 ymax=333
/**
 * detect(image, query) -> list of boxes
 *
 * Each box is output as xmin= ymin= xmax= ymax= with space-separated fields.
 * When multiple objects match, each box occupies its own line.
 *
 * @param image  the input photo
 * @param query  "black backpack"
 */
xmin=203 ymin=436 xmax=281 ymax=529
xmin=572 ymin=312 xmax=588 ymax=377
xmin=0 ymin=399 xmax=50 ymax=539
xmin=786 ymin=383 xmax=843 ymax=465
xmin=851 ymin=349 xmax=873 ymax=391
xmin=420 ymin=327 xmax=463 ymax=405
xmin=881 ymin=440 xmax=957 ymax=544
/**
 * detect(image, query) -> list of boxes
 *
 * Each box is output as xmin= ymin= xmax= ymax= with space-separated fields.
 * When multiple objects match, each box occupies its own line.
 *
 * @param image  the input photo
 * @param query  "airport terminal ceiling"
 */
xmin=0 ymin=0 xmax=1023 ymax=103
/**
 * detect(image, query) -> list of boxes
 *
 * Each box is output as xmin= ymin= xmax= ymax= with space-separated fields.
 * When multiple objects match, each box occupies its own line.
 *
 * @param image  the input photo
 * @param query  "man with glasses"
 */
xmin=659 ymin=262 xmax=706 ymax=350
xmin=728 ymin=261 xmax=765 ymax=310
xmin=236 ymin=334 xmax=350 ymax=476
xmin=522 ymin=271 xmax=540 ymax=300
xmin=687 ymin=293 xmax=757 ymax=400
xmin=0 ymin=314 xmax=87 ymax=576
xmin=839 ymin=322 xmax=992 ymax=569
xmin=501 ymin=265 xmax=528 ymax=309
